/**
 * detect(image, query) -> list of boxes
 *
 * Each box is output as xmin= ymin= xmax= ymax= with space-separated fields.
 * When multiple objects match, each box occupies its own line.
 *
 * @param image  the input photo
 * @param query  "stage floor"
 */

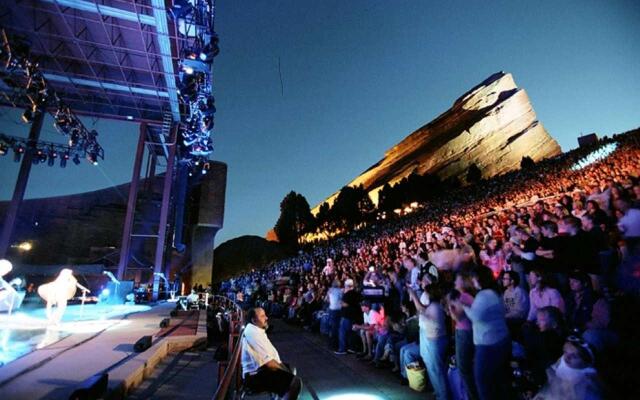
xmin=0 ymin=303 xmax=151 ymax=366
xmin=0 ymin=303 xmax=186 ymax=400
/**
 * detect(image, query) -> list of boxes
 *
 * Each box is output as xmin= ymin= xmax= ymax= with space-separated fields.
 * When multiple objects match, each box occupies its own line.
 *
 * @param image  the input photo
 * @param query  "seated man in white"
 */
xmin=241 ymin=307 xmax=302 ymax=399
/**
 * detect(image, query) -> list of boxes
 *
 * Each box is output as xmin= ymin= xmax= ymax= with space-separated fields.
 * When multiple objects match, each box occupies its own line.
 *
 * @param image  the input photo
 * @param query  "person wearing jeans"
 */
xmin=335 ymin=279 xmax=360 ymax=355
xmin=399 ymin=341 xmax=421 ymax=379
xmin=326 ymin=280 xmax=343 ymax=350
xmin=458 ymin=267 xmax=511 ymax=400
xmin=447 ymin=272 xmax=479 ymax=400
xmin=408 ymin=281 xmax=451 ymax=400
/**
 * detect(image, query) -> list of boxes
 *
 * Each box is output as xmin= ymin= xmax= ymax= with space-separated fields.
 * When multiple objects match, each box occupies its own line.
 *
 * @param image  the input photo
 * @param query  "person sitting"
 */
xmin=352 ymin=300 xmax=382 ymax=360
xmin=527 ymin=269 xmax=565 ymax=322
xmin=502 ymin=270 xmax=529 ymax=340
xmin=241 ymin=307 xmax=302 ymax=400
xmin=534 ymin=335 xmax=603 ymax=400
xmin=564 ymin=271 xmax=595 ymax=331
xmin=524 ymin=306 xmax=566 ymax=385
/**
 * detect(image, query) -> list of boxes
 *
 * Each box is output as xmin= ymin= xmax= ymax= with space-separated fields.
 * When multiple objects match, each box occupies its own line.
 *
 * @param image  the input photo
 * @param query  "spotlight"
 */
xmin=69 ymin=129 xmax=80 ymax=147
xmin=13 ymin=144 xmax=24 ymax=162
xmin=182 ymin=65 xmax=194 ymax=75
xmin=201 ymin=162 xmax=210 ymax=175
xmin=47 ymin=147 xmax=57 ymax=166
xmin=169 ymin=0 xmax=194 ymax=20
xmin=21 ymin=107 xmax=34 ymax=123
xmin=87 ymin=152 xmax=98 ymax=166
xmin=199 ymin=37 xmax=220 ymax=62
xmin=181 ymin=59 xmax=208 ymax=75
xmin=0 ymin=143 xmax=7 ymax=155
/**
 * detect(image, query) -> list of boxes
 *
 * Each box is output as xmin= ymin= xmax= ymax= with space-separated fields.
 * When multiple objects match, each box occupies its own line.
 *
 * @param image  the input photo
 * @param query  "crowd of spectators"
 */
xmin=217 ymin=130 xmax=640 ymax=400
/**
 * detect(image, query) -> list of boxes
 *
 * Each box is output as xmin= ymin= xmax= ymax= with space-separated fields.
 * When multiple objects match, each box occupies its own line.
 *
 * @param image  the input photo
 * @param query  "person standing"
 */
xmin=326 ymin=279 xmax=343 ymax=350
xmin=458 ymin=266 xmax=511 ymax=400
xmin=335 ymin=279 xmax=361 ymax=355
xmin=408 ymin=277 xmax=451 ymax=400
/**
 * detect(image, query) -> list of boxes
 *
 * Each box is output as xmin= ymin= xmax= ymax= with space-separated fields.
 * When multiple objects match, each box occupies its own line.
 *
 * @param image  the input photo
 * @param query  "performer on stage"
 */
xmin=37 ymin=268 xmax=90 ymax=325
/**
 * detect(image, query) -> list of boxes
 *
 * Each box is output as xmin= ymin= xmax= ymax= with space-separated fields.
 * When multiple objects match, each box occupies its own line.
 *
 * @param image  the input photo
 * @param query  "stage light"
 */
xmin=38 ymin=149 xmax=47 ymax=163
xmin=101 ymin=288 xmax=110 ymax=297
xmin=0 ymin=142 xmax=7 ymax=155
xmin=13 ymin=145 xmax=24 ymax=162
xmin=182 ymin=65 xmax=194 ymax=75
xmin=199 ymin=39 xmax=220 ymax=62
xmin=126 ymin=115 xmax=134 ymax=120
xmin=69 ymin=129 xmax=80 ymax=147
xmin=17 ymin=241 xmax=32 ymax=251
xmin=21 ymin=108 xmax=34 ymax=123
xmin=169 ymin=0 xmax=194 ymax=20
xmin=47 ymin=147 xmax=57 ymax=167
xmin=87 ymin=152 xmax=98 ymax=165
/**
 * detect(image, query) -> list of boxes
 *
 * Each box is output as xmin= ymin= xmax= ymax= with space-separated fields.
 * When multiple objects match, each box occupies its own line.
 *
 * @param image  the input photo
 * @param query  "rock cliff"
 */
xmin=313 ymin=71 xmax=561 ymax=211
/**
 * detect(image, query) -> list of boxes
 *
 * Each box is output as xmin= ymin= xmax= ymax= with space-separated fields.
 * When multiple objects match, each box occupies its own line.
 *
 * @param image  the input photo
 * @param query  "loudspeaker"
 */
xmin=159 ymin=318 xmax=170 ymax=328
xmin=134 ymin=335 xmax=153 ymax=352
xmin=68 ymin=373 xmax=108 ymax=400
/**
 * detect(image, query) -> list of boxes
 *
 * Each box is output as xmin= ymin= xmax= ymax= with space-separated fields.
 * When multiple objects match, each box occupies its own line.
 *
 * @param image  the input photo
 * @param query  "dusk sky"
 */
xmin=1 ymin=0 xmax=639 ymax=246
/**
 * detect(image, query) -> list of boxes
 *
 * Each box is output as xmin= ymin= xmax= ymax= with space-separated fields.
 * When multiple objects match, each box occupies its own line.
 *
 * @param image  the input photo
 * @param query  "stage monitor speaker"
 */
xmin=134 ymin=335 xmax=153 ymax=352
xmin=104 ymin=280 xmax=134 ymax=305
xmin=160 ymin=318 xmax=170 ymax=328
xmin=68 ymin=373 xmax=108 ymax=400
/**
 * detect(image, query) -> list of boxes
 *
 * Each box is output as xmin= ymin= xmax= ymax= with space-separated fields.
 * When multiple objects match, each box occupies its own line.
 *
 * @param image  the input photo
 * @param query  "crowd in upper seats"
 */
xmin=217 ymin=130 xmax=640 ymax=400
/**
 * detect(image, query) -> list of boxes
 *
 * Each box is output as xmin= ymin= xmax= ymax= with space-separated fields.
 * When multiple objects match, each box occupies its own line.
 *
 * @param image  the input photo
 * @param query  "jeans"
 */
xmin=328 ymin=309 xmax=341 ymax=349
xmin=421 ymin=335 xmax=451 ymax=400
xmin=455 ymin=329 xmax=478 ymax=400
xmin=338 ymin=317 xmax=353 ymax=353
xmin=474 ymin=337 xmax=511 ymax=400
xmin=399 ymin=341 xmax=421 ymax=379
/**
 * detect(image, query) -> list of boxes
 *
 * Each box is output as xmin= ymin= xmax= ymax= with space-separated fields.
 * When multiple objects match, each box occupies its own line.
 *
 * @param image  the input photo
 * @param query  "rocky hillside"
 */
xmin=313 ymin=71 xmax=561 ymax=211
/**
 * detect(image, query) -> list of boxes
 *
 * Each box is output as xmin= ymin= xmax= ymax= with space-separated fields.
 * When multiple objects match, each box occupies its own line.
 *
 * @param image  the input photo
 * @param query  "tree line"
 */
xmin=274 ymin=156 xmax=537 ymax=251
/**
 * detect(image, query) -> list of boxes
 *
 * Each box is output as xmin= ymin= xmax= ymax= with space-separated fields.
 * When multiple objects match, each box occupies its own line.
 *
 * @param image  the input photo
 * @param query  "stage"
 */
xmin=0 ymin=303 xmax=152 ymax=366
xmin=0 ymin=302 xmax=205 ymax=400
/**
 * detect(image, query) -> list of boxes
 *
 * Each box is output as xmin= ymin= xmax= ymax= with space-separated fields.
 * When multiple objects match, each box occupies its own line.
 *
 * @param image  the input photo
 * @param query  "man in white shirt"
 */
xmin=241 ymin=307 xmax=302 ymax=399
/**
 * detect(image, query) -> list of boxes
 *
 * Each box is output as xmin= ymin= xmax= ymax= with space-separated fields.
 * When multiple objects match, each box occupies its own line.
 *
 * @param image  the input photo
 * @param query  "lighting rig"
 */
xmin=0 ymin=133 xmax=80 ymax=167
xmin=170 ymin=0 xmax=219 ymax=176
xmin=0 ymin=28 xmax=104 ymax=166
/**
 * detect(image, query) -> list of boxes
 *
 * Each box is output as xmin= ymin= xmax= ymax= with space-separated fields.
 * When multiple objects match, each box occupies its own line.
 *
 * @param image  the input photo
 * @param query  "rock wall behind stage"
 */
xmin=312 ymin=71 xmax=561 ymax=211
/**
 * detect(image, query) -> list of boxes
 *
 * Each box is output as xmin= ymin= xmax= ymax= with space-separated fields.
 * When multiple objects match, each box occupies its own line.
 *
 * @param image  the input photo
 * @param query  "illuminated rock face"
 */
xmin=313 ymin=71 xmax=561 ymax=211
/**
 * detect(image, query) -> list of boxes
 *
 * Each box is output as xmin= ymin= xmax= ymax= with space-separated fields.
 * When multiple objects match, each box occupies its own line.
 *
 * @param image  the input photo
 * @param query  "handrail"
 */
xmin=212 ymin=295 xmax=245 ymax=400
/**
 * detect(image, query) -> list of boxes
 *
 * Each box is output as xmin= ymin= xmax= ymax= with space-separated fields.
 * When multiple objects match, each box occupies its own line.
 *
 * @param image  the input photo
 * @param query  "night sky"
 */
xmin=1 ymin=0 xmax=639 ymax=246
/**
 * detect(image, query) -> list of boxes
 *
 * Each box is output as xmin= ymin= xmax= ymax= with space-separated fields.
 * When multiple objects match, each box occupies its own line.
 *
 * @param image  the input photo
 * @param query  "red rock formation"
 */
xmin=313 ymin=71 xmax=561 ymax=211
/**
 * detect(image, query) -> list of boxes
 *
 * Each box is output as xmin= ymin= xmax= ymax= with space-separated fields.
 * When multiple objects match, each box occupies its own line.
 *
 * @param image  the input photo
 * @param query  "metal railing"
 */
xmin=212 ymin=295 xmax=245 ymax=400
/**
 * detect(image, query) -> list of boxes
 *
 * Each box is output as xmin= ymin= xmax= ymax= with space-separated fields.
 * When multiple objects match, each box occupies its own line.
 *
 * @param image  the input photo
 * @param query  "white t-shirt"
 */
xmin=327 ymin=287 xmax=343 ymax=310
xmin=241 ymin=323 xmax=281 ymax=375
